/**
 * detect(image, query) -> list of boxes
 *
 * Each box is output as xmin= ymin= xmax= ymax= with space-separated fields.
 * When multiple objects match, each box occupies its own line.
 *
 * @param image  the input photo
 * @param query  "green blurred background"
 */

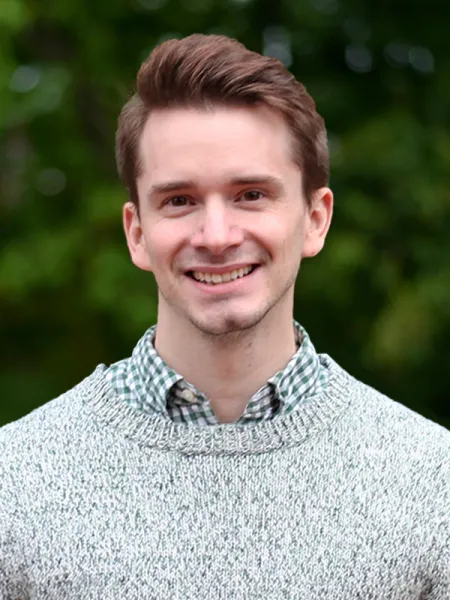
xmin=1 ymin=0 xmax=449 ymax=428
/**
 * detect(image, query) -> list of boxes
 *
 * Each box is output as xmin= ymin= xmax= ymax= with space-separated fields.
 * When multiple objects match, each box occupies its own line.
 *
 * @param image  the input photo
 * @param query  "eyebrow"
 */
xmin=229 ymin=176 xmax=284 ymax=192
xmin=148 ymin=180 xmax=197 ymax=196
xmin=147 ymin=175 xmax=284 ymax=198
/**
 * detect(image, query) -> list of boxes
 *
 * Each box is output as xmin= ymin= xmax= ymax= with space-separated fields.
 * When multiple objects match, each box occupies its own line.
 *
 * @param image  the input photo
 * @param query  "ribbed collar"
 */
xmin=79 ymin=355 xmax=357 ymax=456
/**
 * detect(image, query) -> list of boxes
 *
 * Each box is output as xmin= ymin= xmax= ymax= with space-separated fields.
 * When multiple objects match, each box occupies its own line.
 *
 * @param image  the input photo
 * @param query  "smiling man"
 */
xmin=1 ymin=35 xmax=449 ymax=599
xmin=121 ymin=101 xmax=332 ymax=423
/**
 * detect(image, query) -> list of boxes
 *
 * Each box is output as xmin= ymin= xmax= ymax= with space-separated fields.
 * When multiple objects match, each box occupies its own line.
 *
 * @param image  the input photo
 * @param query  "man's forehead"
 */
xmin=138 ymin=108 xmax=297 ymax=186
xmin=139 ymin=105 xmax=292 ymax=151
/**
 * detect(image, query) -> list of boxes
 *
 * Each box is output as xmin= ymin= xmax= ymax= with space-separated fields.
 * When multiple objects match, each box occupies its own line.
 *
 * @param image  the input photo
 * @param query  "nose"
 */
xmin=191 ymin=199 xmax=244 ymax=255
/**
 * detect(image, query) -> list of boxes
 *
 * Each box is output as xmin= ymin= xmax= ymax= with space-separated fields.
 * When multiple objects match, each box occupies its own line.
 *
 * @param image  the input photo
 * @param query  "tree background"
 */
xmin=1 ymin=0 xmax=449 ymax=428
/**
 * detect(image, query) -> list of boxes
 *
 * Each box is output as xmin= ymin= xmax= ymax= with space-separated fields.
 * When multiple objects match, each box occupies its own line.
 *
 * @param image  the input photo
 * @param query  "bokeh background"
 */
xmin=1 ymin=0 xmax=449 ymax=428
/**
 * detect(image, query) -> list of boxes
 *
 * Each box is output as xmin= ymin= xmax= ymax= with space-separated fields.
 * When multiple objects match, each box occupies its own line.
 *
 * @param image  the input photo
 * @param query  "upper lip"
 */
xmin=187 ymin=264 xmax=257 ymax=274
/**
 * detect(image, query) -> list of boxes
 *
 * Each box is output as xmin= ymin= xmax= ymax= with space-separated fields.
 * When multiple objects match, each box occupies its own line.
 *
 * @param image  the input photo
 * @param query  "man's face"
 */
xmin=124 ymin=105 xmax=332 ymax=336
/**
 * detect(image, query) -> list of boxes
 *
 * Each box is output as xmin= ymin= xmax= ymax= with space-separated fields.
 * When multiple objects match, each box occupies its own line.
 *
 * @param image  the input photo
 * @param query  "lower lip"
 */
xmin=187 ymin=267 xmax=259 ymax=294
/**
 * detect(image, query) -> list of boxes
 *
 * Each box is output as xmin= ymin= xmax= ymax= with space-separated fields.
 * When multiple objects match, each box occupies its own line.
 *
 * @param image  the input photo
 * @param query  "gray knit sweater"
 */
xmin=0 ymin=355 xmax=449 ymax=599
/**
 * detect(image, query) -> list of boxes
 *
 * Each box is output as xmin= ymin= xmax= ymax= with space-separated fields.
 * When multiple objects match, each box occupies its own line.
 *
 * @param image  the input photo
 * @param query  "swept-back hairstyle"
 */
xmin=116 ymin=34 xmax=329 ymax=207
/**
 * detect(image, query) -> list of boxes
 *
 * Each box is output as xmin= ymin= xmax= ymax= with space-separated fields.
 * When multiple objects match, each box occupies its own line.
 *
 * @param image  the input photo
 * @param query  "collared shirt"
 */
xmin=105 ymin=321 xmax=328 ymax=425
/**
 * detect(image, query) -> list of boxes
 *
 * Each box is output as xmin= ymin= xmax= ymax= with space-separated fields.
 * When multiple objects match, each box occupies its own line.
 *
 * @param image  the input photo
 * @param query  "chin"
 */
xmin=189 ymin=310 xmax=268 ymax=337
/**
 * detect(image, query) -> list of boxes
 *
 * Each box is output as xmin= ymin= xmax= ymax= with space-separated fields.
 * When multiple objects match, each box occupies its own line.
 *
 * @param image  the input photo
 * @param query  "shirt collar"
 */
xmin=268 ymin=321 xmax=323 ymax=405
xmin=129 ymin=321 xmax=322 ymax=417
xmin=128 ymin=326 xmax=180 ymax=416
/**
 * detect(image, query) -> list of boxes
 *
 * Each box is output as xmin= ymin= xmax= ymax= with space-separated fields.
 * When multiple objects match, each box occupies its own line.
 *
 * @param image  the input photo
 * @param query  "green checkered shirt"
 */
xmin=105 ymin=321 xmax=328 ymax=425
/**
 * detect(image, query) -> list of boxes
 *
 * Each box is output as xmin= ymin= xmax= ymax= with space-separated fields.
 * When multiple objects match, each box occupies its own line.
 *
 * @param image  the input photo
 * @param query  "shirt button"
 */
xmin=180 ymin=388 xmax=196 ymax=403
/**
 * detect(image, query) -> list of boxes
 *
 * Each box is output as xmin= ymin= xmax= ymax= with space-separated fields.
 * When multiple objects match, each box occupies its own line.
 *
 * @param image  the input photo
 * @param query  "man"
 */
xmin=0 ymin=34 xmax=449 ymax=599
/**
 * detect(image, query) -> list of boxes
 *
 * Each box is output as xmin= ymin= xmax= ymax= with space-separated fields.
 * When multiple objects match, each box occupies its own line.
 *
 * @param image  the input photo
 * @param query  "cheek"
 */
xmin=144 ymin=223 xmax=188 ymax=270
xmin=252 ymin=212 xmax=304 ymax=260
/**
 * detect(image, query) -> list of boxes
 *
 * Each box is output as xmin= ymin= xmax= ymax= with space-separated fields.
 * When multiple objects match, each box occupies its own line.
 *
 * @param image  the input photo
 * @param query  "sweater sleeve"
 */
xmin=0 ymin=434 xmax=30 ymax=599
xmin=0 ymin=566 xmax=29 ymax=600
xmin=428 ymin=526 xmax=450 ymax=600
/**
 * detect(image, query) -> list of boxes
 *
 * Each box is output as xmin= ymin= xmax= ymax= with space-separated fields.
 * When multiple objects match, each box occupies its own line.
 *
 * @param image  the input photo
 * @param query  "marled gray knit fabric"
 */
xmin=0 ymin=355 xmax=449 ymax=599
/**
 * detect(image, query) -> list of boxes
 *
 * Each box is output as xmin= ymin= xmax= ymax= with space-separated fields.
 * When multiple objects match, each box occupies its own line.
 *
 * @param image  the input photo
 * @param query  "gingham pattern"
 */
xmin=105 ymin=321 xmax=328 ymax=425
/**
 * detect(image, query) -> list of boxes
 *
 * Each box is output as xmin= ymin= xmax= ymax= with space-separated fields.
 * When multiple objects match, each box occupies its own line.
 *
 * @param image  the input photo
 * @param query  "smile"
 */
xmin=189 ymin=265 xmax=256 ymax=285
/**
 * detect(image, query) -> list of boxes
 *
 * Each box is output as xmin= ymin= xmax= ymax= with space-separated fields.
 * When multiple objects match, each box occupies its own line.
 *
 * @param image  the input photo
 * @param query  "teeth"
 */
xmin=192 ymin=265 xmax=253 ymax=284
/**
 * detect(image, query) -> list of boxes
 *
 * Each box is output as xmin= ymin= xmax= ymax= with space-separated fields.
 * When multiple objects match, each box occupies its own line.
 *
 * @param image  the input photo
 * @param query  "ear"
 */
xmin=123 ymin=201 xmax=153 ymax=272
xmin=302 ymin=187 xmax=333 ymax=258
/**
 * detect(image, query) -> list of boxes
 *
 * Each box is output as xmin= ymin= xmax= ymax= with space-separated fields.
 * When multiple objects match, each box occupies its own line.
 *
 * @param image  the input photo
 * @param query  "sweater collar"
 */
xmin=79 ymin=355 xmax=356 ymax=456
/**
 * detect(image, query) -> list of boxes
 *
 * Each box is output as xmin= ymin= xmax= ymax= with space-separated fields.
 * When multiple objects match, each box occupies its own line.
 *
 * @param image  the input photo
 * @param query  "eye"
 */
xmin=238 ymin=190 xmax=265 ymax=202
xmin=165 ymin=195 xmax=192 ymax=208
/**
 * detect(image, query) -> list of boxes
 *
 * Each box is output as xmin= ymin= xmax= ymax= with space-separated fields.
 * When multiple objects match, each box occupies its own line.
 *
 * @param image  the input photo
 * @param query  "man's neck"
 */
xmin=154 ymin=309 xmax=298 ymax=423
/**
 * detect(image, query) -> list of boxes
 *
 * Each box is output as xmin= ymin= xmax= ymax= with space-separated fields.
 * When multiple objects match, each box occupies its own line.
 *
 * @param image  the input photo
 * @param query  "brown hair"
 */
xmin=116 ymin=34 xmax=329 ymax=207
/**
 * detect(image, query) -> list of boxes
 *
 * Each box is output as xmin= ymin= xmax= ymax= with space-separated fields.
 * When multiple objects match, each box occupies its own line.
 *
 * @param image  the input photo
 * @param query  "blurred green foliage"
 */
xmin=1 ymin=0 xmax=449 ymax=428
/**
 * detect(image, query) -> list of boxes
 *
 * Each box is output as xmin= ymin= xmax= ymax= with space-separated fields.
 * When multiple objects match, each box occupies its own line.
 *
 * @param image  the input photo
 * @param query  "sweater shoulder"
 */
xmin=355 ymin=376 xmax=450 ymax=445
xmin=318 ymin=365 xmax=450 ymax=528
xmin=0 ymin=367 xmax=104 ymax=468
xmin=324 ymin=355 xmax=450 ymax=445
xmin=341 ymin=371 xmax=450 ymax=489
xmin=321 ymin=357 xmax=450 ymax=488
